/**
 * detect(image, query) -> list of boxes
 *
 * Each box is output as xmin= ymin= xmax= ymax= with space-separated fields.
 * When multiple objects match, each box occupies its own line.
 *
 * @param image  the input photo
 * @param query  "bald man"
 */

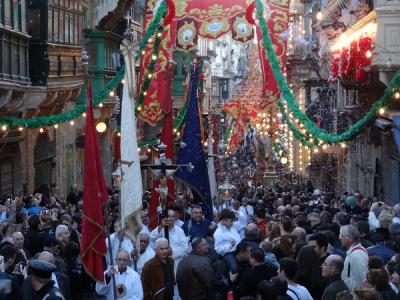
xmin=321 ymin=255 xmax=348 ymax=300
xmin=96 ymin=249 xmax=143 ymax=299
xmin=12 ymin=231 xmax=30 ymax=263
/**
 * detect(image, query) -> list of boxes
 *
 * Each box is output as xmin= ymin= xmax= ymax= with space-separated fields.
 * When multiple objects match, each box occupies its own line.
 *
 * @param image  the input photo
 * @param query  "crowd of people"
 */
xmin=1 ymin=181 xmax=400 ymax=300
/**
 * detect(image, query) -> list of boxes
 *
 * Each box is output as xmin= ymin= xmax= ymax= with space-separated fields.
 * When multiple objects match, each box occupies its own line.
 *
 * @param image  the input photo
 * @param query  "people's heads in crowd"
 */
xmin=55 ymin=224 xmax=70 ymax=246
xmin=155 ymin=238 xmax=169 ymax=262
xmin=339 ymin=225 xmax=360 ymax=249
xmin=367 ymin=268 xmax=390 ymax=291
xmin=141 ymin=209 xmax=149 ymax=226
xmin=0 ymin=244 xmax=17 ymax=271
xmin=257 ymin=277 xmax=288 ymax=300
xmin=266 ymin=221 xmax=281 ymax=241
xmin=235 ymin=241 xmax=252 ymax=262
xmin=139 ymin=233 xmax=150 ymax=254
xmin=321 ymin=254 xmax=344 ymax=278
xmin=379 ymin=210 xmax=393 ymax=229
xmin=368 ymin=256 xmax=385 ymax=271
xmin=249 ymin=247 xmax=265 ymax=267
xmin=353 ymin=287 xmax=380 ymax=300
xmin=292 ymin=227 xmax=306 ymax=243
xmin=278 ymin=257 xmax=297 ymax=281
xmin=308 ymin=232 xmax=329 ymax=258
xmin=11 ymin=231 xmax=24 ymax=249
xmin=115 ymin=249 xmax=131 ymax=272
xmin=191 ymin=237 xmax=209 ymax=255
xmin=245 ymin=223 xmax=259 ymax=240
xmin=191 ymin=205 xmax=203 ymax=222
xmin=219 ymin=209 xmax=236 ymax=228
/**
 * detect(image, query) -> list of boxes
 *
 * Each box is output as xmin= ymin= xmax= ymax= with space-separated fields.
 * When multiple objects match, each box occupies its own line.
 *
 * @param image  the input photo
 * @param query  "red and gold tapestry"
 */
xmin=256 ymin=0 xmax=289 ymax=109
xmin=174 ymin=0 xmax=254 ymax=50
xmin=139 ymin=0 xmax=177 ymax=126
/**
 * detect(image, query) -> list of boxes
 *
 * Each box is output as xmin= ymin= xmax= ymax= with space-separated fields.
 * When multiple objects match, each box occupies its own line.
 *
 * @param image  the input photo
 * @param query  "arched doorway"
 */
xmin=34 ymin=133 xmax=55 ymax=191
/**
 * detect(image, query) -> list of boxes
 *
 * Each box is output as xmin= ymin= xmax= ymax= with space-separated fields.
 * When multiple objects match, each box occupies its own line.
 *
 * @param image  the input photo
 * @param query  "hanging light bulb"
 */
xmin=82 ymin=112 xmax=86 ymax=117
xmin=280 ymin=157 xmax=288 ymax=164
xmin=54 ymin=124 xmax=59 ymax=129
xmin=99 ymin=103 xmax=103 ymax=108
xmin=322 ymin=144 xmax=328 ymax=150
xmin=147 ymin=148 xmax=151 ymax=153
xmin=39 ymin=128 xmax=44 ymax=133
xmin=316 ymin=11 xmax=323 ymax=21
xmin=70 ymin=120 xmax=75 ymax=126
xmin=121 ymin=79 xmax=125 ymax=84
xmin=147 ymin=73 xmax=153 ymax=79
xmin=1 ymin=125 xmax=6 ymax=131
xmin=157 ymin=32 xmax=162 ymax=38
xmin=137 ymin=106 xmax=142 ymax=111
xmin=138 ymin=148 xmax=141 ymax=152
xmin=379 ymin=107 xmax=385 ymax=115
xmin=18 ymin=127 xmax=24 ymax=132
xmin=152 ymin=55 xmax=157 ymax=61
xmin=109 ymin=91 xmax=115 ymax=97
xmin=313 ymin=148 xmax=319 ymax=153
xmin=143 ymin=91 xmax=147 ymax=96
xmin=365 ymin=50 xmax=372 ymax=58
xmin=395 ymin=92 xmax=400 ymax=99
xmin=340 ymin=143 xmax=347 ymax=148
xmin=117 ymin=132 xmax=121 ymax=137
xmin=148 ymin=38 xmax=152 ymax=43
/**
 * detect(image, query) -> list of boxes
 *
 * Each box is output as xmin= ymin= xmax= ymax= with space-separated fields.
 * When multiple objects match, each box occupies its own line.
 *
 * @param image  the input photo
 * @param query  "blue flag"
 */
xmin=176 ymin=64 xmax=213 ymax=221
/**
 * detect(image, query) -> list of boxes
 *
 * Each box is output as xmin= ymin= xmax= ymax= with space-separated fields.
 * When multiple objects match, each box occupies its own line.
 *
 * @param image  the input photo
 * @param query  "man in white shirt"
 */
xmin=106 ymin=220 xmax=134 ymax=265
xmin=150 ymin=209 xmax=189 ymax=274
xmin=96 ymin=249 xmax=143 ymax=299
xmin=279 ymin=257 xmax=313 ymax=300
xmin=132 ymin=232 xmax=155 ymax=275
xmin=232 ymin=201 xmax=247 ymax=238
xmin=239 ymin=197 xmax=254 ymax=223
xmin=340 ymin=225 xmax=368 ymax=293
xmin=140 ymin=209 xmax=151 ymax=236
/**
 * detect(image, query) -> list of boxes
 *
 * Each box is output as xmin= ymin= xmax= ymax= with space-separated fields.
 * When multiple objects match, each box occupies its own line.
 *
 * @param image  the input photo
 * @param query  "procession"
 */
xmin=1 ymin=0 xmax=400 ymax=299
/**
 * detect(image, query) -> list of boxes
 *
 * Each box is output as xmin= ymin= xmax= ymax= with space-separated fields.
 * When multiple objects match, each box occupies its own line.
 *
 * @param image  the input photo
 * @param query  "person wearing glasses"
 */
xmin=96 ymin=249 xmax=143 ymax=299
xmin=321 ymin=255 xmax=349 ymax=300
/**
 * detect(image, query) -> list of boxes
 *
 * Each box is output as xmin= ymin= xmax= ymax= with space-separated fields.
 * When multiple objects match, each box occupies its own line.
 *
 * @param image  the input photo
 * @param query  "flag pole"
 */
xmin=103 ymin=203 xmax=118 ymax=300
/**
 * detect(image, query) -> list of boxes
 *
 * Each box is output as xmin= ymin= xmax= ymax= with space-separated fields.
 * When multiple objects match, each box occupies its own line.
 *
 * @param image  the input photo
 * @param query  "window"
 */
xmin=27 ymin=8 xmax=41 ymax=39
xmin=4 ymin=0 xmax=11 ymax=26
xmin=47 ymin=0 xmax=84 ymax=45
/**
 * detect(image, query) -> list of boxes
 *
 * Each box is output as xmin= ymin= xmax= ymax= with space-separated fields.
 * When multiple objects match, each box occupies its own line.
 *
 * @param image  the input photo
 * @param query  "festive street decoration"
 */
xmin=173 ymin=0 xmax=254 ymax=51
xmin=255 ymin=0 xmax=400 ymax=144
xmin=139 ymin=0 xmax=177 ymax=126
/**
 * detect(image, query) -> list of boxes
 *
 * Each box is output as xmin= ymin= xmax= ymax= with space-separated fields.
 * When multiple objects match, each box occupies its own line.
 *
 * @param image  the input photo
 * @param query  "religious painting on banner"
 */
xmin=256 ymin=0 xmax=290 ymax=110
xmin=174 ymin=0 xmax=254 ymax=51
xmin=139 ymin=0 xmax=177 ymax=126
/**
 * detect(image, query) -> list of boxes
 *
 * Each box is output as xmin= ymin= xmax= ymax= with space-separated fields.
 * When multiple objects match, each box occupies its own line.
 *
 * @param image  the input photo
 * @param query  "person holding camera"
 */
xmin=0 ymin=245 xmax=22 ymax=299
xmin=150 ymin=209 xmax=189 ymax=275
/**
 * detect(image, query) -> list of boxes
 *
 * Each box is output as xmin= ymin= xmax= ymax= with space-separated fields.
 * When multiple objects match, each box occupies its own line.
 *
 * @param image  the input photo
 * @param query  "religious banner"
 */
xmin=231 ymin=13 xmax=254 ymax=43
xmin=176 ymin=17 xmax=198 ymax=51
xmin=256 ymin=0 xmax=290 ymax=109
xmin=174 ymin=0 xmax=254 ymax=50
xmin=139 ymin=0 xmax=177 ymax=126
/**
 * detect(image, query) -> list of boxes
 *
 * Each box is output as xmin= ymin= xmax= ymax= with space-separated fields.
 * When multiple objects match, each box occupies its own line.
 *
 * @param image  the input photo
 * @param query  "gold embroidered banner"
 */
xmin=174 ymin=0 xmax=254 ymax=50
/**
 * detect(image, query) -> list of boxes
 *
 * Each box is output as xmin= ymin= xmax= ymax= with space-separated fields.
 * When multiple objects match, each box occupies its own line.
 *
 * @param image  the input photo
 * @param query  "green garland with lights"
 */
xmin=276 ymin=101 xmax=316 ymax=148
xmin=0 ymin=65 xmax=125 ymax=129
xmin=224 ymin=119 xmax=235 ymax=144
xmin=134 ymin=0 xmax=167 ymax=61
xmin=255 ymin=0 xmax=400 ymax=144
xmin=136 ymin=26 xmax=164 ymax=110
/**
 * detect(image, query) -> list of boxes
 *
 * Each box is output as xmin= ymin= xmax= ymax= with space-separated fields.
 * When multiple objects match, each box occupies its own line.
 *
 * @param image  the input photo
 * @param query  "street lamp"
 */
xmin=218 ymin=178 xmax=236 ymax=210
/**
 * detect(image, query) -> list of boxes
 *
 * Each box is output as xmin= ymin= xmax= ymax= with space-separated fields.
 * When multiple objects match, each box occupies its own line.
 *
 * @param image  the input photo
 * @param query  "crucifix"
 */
xmin=141 ymin=143 xmax=194 ymax=240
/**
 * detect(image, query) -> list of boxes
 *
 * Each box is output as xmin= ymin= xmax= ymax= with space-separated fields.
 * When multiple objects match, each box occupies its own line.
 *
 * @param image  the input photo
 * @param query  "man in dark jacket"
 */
xmin=182 ymin=205 xmax=211 ymax=240
xmin=321 ymin=254 xmax=349 ymax=300
xmin=21 ymin=251 xmax=71 ymax=300
xmin=176 ymin=237 xmax=214 ymax=300
xmin=28 ymin=259 xmax=65 ymax=300
xmin=141 ymin=238 xmax=175 ymax=300
xmin=237 ymin=247 xmax=277 ymax=298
